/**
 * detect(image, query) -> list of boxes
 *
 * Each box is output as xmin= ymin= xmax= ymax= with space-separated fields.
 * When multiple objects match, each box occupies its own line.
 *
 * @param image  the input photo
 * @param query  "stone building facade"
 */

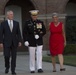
xmin=0 ymin=0 xmax=76 ymax=52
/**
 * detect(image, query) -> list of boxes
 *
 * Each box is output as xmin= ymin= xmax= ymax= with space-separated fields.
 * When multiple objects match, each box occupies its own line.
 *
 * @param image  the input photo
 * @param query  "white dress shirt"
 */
xmin=7 ymin=19 xmax=13 ymax=31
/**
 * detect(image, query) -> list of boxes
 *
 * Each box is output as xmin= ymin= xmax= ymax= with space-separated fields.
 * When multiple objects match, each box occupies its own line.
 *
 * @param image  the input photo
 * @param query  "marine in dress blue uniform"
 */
xmin=23 ymin=10 xmax=46 ymax=73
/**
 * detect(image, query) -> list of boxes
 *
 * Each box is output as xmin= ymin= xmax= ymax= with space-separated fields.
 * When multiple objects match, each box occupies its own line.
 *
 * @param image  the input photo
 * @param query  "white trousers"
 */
xmin=29 ymin=45 xmax=43 ymax=71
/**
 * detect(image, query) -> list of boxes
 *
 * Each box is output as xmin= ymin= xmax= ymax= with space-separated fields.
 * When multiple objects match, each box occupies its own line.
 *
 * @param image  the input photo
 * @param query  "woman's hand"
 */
xmin=64 ymin=41 xmax=66 ymax=47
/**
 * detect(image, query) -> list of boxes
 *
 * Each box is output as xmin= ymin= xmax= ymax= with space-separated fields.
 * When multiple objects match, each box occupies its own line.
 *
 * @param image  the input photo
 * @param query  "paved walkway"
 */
xmin=0 ymin=54 xmax=76 ymax=75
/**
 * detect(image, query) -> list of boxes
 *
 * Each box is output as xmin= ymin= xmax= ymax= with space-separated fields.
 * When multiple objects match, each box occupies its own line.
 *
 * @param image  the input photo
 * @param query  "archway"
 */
xmin=66 ymin=0 xmax=76 ymax=16
xmin=5 ymin=0 xmax=35 ymax=31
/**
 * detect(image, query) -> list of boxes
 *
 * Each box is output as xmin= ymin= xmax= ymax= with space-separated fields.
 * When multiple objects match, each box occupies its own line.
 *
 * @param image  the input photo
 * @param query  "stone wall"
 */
xmin=0 ymin=0 xmax=69 ymax=51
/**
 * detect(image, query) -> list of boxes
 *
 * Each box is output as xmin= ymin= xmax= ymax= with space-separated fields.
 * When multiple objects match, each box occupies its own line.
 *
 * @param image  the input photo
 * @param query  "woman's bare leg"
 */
xmin=51 ymin=56 xmax=56 ymax=71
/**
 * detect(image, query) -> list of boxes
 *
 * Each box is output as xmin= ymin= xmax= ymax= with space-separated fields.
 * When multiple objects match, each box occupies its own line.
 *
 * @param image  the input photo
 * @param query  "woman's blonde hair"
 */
xmin=52 ymin=12 xmax=58 ymax=17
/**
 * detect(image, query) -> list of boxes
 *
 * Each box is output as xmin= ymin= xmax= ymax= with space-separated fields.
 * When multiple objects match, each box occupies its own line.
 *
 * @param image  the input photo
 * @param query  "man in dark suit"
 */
xmin=0 ymin=10 xmax=22 ymax=75
xmin=23 ymin=10 xmax=46 ymax=73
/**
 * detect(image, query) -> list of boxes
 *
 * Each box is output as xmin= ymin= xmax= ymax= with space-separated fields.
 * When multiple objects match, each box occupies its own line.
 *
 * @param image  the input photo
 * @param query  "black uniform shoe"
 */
xmin=5 ymin=68 xmax=9 ymax=74
xmin=12 ymin=72 xmax=16 ymax=75
xmin=38 ymin=69 xmax=43 ymax=73
xmin=30 ymin=71 xmax=35 ymax=73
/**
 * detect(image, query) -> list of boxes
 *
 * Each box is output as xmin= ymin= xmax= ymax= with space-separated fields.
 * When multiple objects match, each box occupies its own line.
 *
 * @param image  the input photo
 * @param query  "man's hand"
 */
xmin=0 ymin=43 xmax=3 ymax=48
xmin=18 ymin=42 xmax=22 ymax=47
xmin=64 ymin=41 xmax=66 ymax=47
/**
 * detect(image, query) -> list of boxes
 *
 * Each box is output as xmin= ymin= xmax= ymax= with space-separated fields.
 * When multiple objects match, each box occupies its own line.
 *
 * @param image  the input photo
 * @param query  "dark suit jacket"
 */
xmin=0 ymin=20 xmax=22 ymax=47
xmin=23 ymin=19 xmax=46 ymax=46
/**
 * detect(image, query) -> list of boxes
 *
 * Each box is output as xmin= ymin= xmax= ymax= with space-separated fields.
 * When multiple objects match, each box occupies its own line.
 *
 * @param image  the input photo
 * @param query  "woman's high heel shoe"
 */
xmin=53 ymin=70 xmax=56 ymax=72
xmin=60 ymin=68 xmax=65 ymax=71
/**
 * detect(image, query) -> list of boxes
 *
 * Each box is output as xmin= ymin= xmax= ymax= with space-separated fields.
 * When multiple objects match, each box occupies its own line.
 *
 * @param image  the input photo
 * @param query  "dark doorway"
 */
xmin=66 ymin=0 xmax=76 ymax=44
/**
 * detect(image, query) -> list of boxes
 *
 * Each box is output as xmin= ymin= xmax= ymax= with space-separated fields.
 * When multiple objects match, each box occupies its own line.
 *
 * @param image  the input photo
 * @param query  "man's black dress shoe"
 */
xmin=38 ymin=69 xmax=43 ymax=73
xmin=12 ymin=72 xmax=16 ymax=75
xmin=5 ymin=69 xmax=9 ymax=74
xmin=30 ymin=71 xmax=35 ymax=73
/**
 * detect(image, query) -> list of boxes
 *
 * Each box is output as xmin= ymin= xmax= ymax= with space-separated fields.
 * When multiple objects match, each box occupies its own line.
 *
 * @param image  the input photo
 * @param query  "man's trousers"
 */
xmin=4 ymin=45 xmax=17 ymax=72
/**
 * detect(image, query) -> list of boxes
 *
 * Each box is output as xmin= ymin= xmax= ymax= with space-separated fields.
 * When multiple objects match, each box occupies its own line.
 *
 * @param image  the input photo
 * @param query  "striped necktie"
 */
xmin=9 ymin=20 xmax=13 ymax=32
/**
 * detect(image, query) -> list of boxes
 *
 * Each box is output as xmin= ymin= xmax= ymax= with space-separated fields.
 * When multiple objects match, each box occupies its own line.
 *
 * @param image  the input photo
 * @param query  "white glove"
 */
xmin=24 ymin=41 xmax=29 ymax=46
xmin=35 ymin=35 xmax=39 ymax=39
